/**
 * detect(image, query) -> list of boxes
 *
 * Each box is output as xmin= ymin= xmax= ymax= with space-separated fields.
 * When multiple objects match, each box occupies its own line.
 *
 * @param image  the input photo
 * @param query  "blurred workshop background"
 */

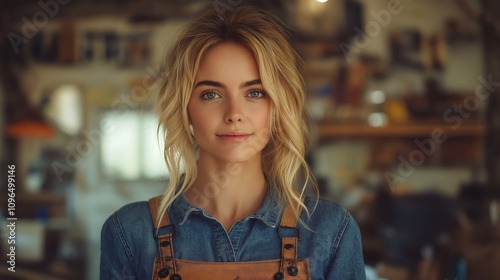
xmin=1 ymin=0 xmax=499 ymax=279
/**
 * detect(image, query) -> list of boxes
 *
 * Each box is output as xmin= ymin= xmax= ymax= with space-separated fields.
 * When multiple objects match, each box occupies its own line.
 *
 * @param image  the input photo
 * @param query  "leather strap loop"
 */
xmin=149 ymin=196 xmax=172 ymax=230
xmin=279 ymin=198 xmax=300 ymax=228
xmin=149 ymin=197 xmax=177 ymax=275
xmin=277 ymin=195 xmax=304 ymax=274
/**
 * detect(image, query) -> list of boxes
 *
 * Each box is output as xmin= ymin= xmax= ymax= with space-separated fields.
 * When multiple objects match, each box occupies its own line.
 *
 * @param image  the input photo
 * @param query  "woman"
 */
xmin=100 ymin=5 xmax=365 ymax=280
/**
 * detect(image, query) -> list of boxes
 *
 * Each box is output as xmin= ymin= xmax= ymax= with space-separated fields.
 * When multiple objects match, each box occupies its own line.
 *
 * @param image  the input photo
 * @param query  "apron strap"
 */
xmin=149 ymin=195 xmax=172 ymax=229
xmin=149 ymin=194 xmax=306 ymax=279
xmin=280 ymin=198 xmax=300 ymax=228
xmin=276 ymin=195 xmax=304 ymax=278
xmin=149 ymin=196 xmax=179 ymax=278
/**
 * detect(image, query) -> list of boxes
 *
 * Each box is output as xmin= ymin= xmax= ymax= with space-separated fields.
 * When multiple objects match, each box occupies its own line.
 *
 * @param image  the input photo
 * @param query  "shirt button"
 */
xmin=274 ymin=272 xmax=284 ymax=280
xmin=287 ymin=266 xmax=298 ymax=276
xmin=158 ymin=268 xmax=169 ymax=278
xmin=170 ymin=274 xmax=182 ymax=280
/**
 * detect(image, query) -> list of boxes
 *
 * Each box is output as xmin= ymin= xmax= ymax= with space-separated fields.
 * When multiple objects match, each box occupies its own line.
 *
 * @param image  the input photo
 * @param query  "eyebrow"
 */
xmin=194 ymin=79 xmax=262 ymax=89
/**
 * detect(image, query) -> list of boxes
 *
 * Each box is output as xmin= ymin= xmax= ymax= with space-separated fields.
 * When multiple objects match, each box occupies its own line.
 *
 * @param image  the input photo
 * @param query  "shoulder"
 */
xmin=101 ymin=201 xmax=154 ymax=237
xmin=101 ymin=201 xmax=160 ymax=279
xmin=301 ymin=196 xmax=361 ymax=248
xmin=303 ymin=196 xmax=353 ymax=226
xmin=109 ymin=201 xmax=151 ymax=223
xmin=300 ymin=197 xmax=365 ymax=276
xmin=101 ymin=201 xmax=157 ymax=258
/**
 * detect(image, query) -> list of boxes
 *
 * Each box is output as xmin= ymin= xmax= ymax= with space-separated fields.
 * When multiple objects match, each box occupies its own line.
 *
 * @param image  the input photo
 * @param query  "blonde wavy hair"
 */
xmin=155 ymin=5 xmax=317 ymax=225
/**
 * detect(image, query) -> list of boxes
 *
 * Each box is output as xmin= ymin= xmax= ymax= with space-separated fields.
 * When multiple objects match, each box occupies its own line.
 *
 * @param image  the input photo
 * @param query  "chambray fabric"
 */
xmin=100 ymin=190 xmax=366 ymax=280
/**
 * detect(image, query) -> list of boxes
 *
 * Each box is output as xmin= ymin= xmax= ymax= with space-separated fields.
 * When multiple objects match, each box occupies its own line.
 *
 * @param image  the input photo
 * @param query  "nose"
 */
xmin=224 ymin=98 xmax=244 ymax=123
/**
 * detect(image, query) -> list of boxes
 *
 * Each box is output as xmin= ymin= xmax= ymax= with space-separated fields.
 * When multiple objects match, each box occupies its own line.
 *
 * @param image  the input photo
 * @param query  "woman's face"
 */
xmin=188 ymin=43 xmax=271 ymax=164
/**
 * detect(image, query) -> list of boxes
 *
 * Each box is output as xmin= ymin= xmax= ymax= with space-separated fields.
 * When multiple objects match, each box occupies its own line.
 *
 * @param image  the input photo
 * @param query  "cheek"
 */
xmin=192 ymin=118 xmax=211 ymax=134
xmin=188 ymin=100 xmax=202 ymax=123
xmin=256 ymin=104 xmax=271 ymax=129
xmin=254 ymin=106 xmax=272 ymax=145
xmin=188 ymin=106 xmax=214 ymax=135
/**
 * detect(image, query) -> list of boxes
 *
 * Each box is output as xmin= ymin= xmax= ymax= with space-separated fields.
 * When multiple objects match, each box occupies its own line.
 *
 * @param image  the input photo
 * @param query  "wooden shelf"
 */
xmin=17 ymin=192 xmax=66 ymax=203
xmin=316 ymin=121 xmax=486 ymax=140
xmin=7 ymin=191 xmax=67 ymax=219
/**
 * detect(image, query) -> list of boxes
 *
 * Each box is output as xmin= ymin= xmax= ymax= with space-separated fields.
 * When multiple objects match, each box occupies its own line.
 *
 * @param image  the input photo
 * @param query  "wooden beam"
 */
xmin=482 ymin=0 xmax=500 ymax=188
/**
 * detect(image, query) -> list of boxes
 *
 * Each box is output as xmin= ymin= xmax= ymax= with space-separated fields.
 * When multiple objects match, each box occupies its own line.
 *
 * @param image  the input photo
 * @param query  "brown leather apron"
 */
xmin=148 ymin=196 xmax=311 ymax=280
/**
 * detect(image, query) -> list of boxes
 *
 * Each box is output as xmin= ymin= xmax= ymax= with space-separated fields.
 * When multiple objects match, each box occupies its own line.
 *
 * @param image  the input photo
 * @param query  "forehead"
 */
xmin=195 ymin=43 xmax=260 ymax=81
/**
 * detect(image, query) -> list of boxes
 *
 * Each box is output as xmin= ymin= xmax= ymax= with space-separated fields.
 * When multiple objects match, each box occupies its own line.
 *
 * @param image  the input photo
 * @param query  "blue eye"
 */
xmin=201 ymin=91 xmax=219 ymax=100
xmin=247 ymin=90 xmax=265 ymax=98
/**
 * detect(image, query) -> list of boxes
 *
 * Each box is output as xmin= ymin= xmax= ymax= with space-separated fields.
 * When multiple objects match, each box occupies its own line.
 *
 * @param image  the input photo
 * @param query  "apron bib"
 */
xmin=148 ymin=196 xmax=311 ymax=280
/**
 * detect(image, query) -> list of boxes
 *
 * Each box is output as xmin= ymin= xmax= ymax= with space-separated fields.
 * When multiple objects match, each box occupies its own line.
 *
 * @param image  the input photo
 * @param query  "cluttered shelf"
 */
xmin=315 ymin=121 xmax=486 ymax=140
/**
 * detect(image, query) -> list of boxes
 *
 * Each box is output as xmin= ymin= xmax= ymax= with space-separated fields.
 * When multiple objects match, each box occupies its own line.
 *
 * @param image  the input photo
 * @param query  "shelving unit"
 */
xmin=314 ymin=120 xmax=485 ymax=168
xmin=316 ymin=121 xmax=486 ymax=140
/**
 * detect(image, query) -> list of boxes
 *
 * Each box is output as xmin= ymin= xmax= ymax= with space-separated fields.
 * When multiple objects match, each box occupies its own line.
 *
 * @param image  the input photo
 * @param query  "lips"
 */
xmin=216 ymin=131 xmax=252 ymax=142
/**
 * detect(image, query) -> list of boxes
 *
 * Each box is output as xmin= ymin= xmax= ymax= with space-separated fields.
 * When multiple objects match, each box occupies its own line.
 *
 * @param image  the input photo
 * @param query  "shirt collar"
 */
xmin=171 ymin=188 xmax=281 ymax=228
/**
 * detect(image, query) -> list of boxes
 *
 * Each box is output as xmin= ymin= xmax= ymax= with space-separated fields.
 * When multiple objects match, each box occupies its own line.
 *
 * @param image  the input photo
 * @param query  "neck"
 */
xmin=185 ymin=154 xmax=268 ymax=231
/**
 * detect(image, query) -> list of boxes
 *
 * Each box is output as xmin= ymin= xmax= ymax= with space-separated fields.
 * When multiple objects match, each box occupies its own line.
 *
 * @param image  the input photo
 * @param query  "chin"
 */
xmin=198 ymin=144 xmax=264 ymax=165
xmin=218 ymin=154 xmax=259 ymax=164
xmin=207 ymin=149 xmax=262 ymax=165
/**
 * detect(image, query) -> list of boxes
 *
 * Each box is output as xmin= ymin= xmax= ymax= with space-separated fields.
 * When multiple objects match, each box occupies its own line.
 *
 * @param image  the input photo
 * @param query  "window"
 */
xmin=46 ymin=84 xmax=83 ymax=136
xmin=100 ymin=110 xmax=168 ymax=180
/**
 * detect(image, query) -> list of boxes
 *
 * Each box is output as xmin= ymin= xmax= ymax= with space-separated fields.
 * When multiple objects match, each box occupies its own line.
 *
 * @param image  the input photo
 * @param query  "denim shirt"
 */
xmin=100 ymin=191 xmax=366 ymax=280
